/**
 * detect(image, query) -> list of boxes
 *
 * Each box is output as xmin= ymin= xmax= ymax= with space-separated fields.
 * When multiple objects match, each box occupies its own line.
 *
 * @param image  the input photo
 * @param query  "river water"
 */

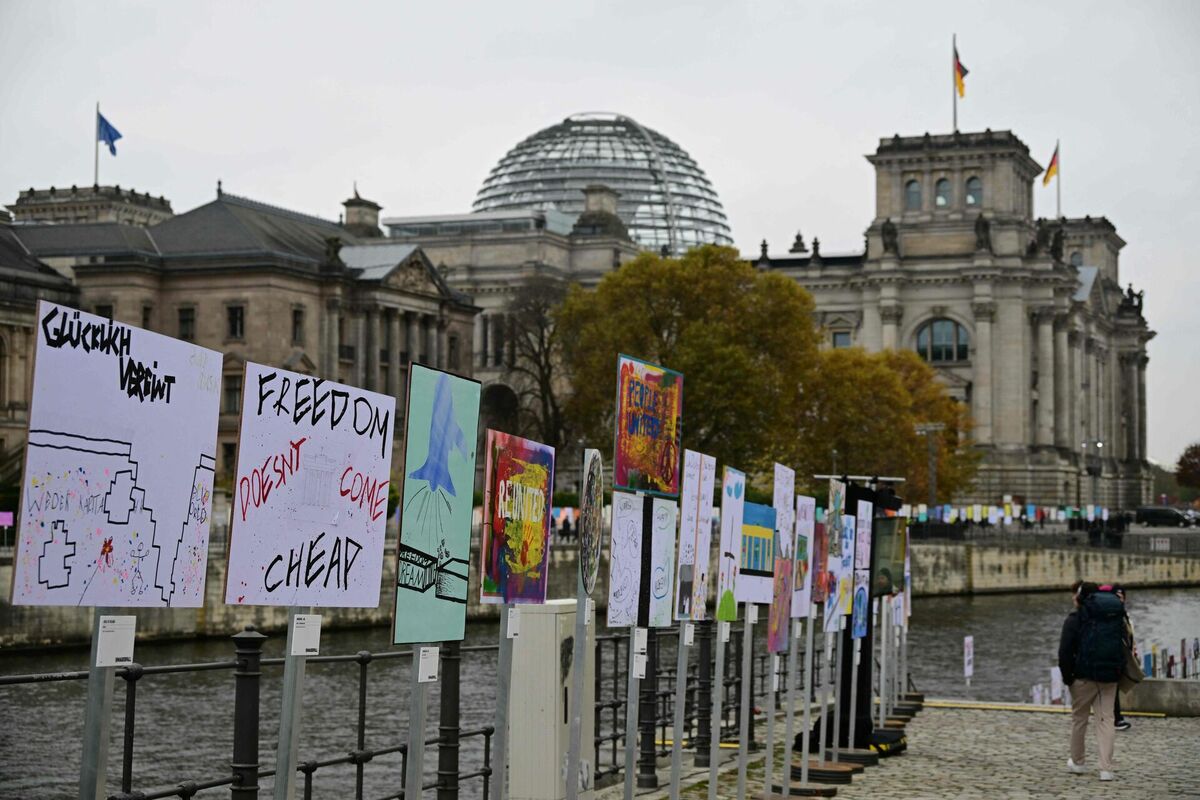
xmin=2 ymin=587 xmax=1197 ymax=799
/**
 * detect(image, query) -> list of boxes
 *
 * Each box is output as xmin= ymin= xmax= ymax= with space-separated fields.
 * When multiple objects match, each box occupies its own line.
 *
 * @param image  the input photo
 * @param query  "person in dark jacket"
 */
xmin=1059 ymin=580 xmax=1120 ymax=781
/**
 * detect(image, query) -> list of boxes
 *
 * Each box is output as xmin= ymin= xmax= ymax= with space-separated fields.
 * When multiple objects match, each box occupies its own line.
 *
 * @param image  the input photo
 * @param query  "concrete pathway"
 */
xmin=601 ymin=704 xmax=1200 ymax=799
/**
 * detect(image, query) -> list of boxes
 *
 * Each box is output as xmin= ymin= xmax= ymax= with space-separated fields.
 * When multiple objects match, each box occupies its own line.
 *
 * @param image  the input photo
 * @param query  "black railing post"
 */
xmin=355 ymin=650 xmax=372 ymax=800
xmin=747 ymin=649 xmax=756 ymax=751
xmin=694 ymin=620 xmax=712 ymax=767
xmin=119 ymin=663 xmax=144 ymax=795
xmin=437 ymin=640 xmax=462 ymax=800
xmin=637 ymin=629 xmax=658 ymax=788
xmin=231 ymin=626 xmax=267 ymax=799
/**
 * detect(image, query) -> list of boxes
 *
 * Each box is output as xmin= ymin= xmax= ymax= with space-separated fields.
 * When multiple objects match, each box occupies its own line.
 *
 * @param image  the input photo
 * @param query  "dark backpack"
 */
xmin=1075 ymin=592 xmax=1127 ymax=683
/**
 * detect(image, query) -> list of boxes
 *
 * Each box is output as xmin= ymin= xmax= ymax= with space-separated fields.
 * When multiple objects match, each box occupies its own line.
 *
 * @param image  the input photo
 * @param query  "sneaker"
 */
xmin=1100 ymin=771 xmax=1115 ymax=781
xmin=1115 ymin=720 xmax=1132 ymax=731
xmin=1067 ymin=758 xmax=1088 ymax=775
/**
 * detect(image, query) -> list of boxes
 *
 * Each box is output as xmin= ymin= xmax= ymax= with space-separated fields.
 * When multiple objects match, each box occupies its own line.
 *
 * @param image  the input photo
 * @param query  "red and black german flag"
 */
xmin=954 ymin=46 xmax=969 ymax=98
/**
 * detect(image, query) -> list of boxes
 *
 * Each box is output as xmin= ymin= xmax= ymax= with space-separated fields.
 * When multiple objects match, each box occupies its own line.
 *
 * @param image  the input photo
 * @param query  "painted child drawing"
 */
xmin=480 ymin=430 xmax=554 ymax=604
xmin=613 ymin=355 xmax=683 ymax=497
xmin=715 ymin=467 xmax=745 ymax=622
xmin=394 ymin=365 xmax=481 ymax=644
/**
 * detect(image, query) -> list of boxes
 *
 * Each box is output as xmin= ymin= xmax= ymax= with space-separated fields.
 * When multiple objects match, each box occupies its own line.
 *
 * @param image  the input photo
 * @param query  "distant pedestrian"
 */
xmin=561 ymin=515 xmax=572 ymax=542
xmin=1060 ymin=580 xmax=1126 ymax=781
xmin=1106 ymin=585 xmax=1135 ymax=731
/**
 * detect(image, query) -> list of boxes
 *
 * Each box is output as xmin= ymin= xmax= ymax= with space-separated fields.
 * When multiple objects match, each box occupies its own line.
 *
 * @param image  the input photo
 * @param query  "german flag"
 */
xmin=1043 ymin=143 xmax=1060 ymax=186
xmin=954 ymin=45 xmax=969 ymax=98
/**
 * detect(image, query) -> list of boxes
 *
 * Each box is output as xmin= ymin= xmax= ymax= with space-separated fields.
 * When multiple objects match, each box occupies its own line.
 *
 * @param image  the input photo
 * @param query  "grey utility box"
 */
xmin=508 ymin=598 xmax=596 ymax=800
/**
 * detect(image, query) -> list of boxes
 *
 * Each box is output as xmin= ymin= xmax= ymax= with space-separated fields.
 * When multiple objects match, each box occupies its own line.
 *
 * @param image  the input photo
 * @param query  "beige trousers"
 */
xmin=1070 ymin=679 xmax=1116 ymax=772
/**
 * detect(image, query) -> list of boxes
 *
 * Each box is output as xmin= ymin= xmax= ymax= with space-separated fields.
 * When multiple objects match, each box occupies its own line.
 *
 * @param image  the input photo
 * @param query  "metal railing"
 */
xmin=0 ymin=617 xmax=824 ymax=797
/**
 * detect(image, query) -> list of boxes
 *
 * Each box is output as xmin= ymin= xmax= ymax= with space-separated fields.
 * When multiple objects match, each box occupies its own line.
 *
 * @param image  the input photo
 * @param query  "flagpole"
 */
xmin=950 ymin=35 xmax=960 ymax=133
xmin=94 ymin=102 xmax=100 ymax=186
xmin=1056 ymin=140 xmax=1062 ymax=219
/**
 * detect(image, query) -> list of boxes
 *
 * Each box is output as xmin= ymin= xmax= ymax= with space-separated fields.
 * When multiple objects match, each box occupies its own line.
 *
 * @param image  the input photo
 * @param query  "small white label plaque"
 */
xmin=290 ymin=614 xmax=322 ymax=657
xmin=418 ymin=646 xmax=440 ymax=683
xmin=96 ymin=615 xmax=136 ymax=668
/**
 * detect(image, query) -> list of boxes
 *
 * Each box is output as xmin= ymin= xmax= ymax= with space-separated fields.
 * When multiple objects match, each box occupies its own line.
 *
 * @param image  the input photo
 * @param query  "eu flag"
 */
xmin=97 ymin=112 xmax=122 ymax=156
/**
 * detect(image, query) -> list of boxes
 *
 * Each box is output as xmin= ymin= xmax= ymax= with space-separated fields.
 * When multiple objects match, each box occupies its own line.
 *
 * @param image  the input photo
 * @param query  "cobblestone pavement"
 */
xmin=612 ymin=705 xmax=1200 ymax=800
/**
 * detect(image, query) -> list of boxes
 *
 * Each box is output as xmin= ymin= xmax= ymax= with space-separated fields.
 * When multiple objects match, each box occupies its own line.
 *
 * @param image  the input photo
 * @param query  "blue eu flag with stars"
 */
xmin=97 ymin=112 xmax=122 ymax=156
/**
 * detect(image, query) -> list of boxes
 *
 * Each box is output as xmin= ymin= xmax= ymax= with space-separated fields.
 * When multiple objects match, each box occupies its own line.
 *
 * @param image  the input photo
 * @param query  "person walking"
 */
xmin=1059 ymin=580 xmax=1126 ymax=781
xmin=1110 ymin=585 xmax=1134 ymax=731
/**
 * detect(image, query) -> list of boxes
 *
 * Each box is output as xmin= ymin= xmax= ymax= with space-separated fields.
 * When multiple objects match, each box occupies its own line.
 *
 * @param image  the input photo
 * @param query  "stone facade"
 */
xmin=757 ymin=130 xmax=1154 ymax=508
xmin=384 ymin=185 xmax=641 ymax=448
xmin=11 ymin=184 xmax=174 ymax=226
xmin=12 ymin=188 xmax=479 ymax=483
xmin=0 ymin=225 xmax=77 ymax=478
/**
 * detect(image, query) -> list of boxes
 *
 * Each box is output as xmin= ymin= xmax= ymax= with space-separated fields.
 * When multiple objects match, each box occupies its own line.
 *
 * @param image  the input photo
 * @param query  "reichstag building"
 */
xmin=1 ymin=114 xmax=1152 ymax=507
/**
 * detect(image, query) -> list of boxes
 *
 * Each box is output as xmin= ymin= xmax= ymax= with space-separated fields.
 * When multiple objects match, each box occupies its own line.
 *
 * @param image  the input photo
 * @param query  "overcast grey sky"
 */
xmin=2 ymin=1 xmax=1197 ymax=467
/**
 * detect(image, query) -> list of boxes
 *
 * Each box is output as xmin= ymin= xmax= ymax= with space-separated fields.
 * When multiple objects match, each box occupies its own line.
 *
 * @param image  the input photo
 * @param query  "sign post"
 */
xmin=735 ymin=604 xmax=755 ymax=800
xmin=964 ymin=635 xmax=975 ymax=688
xmin=710 ymin=467 xmax=745 ymax=800
xmin=566 ymin=449 xmax=604 ymax=800
xmin=275 ymin=607 xmax=318 ymax=799
xmin=79 ymin=607 xmax=117 ymax=800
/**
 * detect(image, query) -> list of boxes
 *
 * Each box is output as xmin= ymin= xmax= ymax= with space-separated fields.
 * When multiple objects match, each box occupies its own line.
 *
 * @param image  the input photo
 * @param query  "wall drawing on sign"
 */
xmin=480 ymin=430 xmax=554 ymax=604
xmin=612 ymin=354 xmax=683 ymax=497
xmin=674 ymin=450 xmax=700 ymax=620
xmin=224 ymin=362 xmax=395 ymax=608
xmin=791 ymin=496 xmax=815 ymax=618
xmin=12 ymin=301 xmax=222 ymax=608
xmin=715 ymin=467 xmax=745 ymax=622
xmin=606 ymin=491 xmax=642 ymax=627
xmin=393 ymin=365 xmax=481 ymax=644
xmin=768 ymin=556 xmax=793 ymax=653
xmin=689 ymin=453 xmax=717 ymax=620
xmin=647 ymin=498 xmax=677 ymax=628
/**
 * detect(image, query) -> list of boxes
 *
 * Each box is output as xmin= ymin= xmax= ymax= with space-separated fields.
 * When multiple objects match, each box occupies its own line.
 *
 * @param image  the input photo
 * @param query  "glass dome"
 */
xmin=472 ymin=112 xmax=734 ymax=255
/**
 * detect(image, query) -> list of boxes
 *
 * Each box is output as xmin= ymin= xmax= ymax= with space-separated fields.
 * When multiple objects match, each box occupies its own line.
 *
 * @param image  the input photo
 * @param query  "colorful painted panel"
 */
xmin=392 ymin=365 xmax=481 ymax=644
xmin=791 ymin=496 xmax=815 ymax=619
xmin=578 ymin=449 xmax=604 ymax=595
xmin=773 ymin=463 xmax=795 ymax=559
xmin=480 ymin=430 xmax=554 ymax=605
xmin=851 ymin=569 xmax=869 ymax=639
xmin=768 ymin=557 xmax=793 ymax=653
xmin=612 ymin=355 xmax=683 ymax=497
xmin=854 ymin=500 xmax=873 ymax=571
xmin=823 ymin=514 xmax=854 ymax=634
xmin=715 ymin=467 xmax=745 ymax=622
xmin=811 ymin=512 xmax=831 ymax=605
xmin=735 ymin=502 xmax=775 ymax=605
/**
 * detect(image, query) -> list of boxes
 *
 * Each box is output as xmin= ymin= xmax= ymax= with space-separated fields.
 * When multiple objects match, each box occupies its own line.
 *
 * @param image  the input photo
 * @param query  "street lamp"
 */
xmin=1076 ymin=439 xmax=1104 ymax=511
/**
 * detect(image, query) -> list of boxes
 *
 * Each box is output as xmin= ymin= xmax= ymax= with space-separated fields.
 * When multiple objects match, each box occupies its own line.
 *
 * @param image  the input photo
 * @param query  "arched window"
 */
xmin=1070 ymin=251 xmax=1083 ymax=267
xmin=915 ymin=318 xmax=970 ymax=362
xmin=904 ymin=180 xmax=922 ymax=211
xmin=935 ymin=178 xmax=951 ymax=208
xmin=965 ymin=177 xmax=983 ymax=207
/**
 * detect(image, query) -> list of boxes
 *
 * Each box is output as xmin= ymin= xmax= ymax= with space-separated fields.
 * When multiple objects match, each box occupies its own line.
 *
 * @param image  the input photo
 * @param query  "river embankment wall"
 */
xmin=3 ymin=539 xmax=1199 ymax=649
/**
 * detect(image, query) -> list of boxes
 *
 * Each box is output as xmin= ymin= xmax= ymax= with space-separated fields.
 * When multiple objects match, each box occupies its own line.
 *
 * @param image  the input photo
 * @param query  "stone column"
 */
xmin=424 ymin=314 xmax=437 ymax=367
xmin=971 ymin=301 xmax=995 ymax=445
xmin=1122 ymin=353 xmax=1138 ymax=462
xmin=880 ymin=305 xmax=902 ymax=350
xmin=993 ymin=298 xmax=1026 ymax=445
xmin=485 ymin=314 xmax=496 ymax=368
xmin=1053 ymin=316 xmax=1070 ymax=449
xmin=1085 ymin=339 xmax=1098 ymax=445
xmin=438 ymin=315 xmax=449 ymax=370
xmin=407 ymin=312 xmax=420 ymax=366
xmin=353 ymin=310 xmax=366 ymax=388
xmin=364 ymin=306 xmax=379 ymax=391
xmin=1137 ymin=355 xmax=1148 ymax=461
xmin=388 ymin=309 xmax=402 ymax=396
xmin=326 ymin=299 xmax=341 ymax=379
xmin=473 ymin=315 xmax=484 ymax=371
xmin=1034 ymin=308 xmax=1055 ymax=447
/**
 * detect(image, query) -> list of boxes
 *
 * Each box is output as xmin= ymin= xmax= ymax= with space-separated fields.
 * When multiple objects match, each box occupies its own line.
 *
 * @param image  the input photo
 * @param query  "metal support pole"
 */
xmin=275 ymin=607 xmax=312 ymax=800
xmin=696 ymin=620 xmax=713 ymax=768
xmin=900 ymin=618 xmax=909 ymax=699
xmin=878 ymin=607 xmax=888 ymax=728
xmin=406 ymin=644 xmax=433 ymax=800
xmin=847 ymin=639 xmax=860 ymax=752
xmin=782 ymin=618 xmax=800 ymax=797
xmin=763 ymin=647 xmax=777 ymax=800
xmin=437 ymin=640 xmax=462 ymax=800
xmin=80 ymin=607 xmax=116 ymax=800
xmin=669 ymin=622 xmax=691 ymax=800
xmin=494 ymin=608 xmax=514 ymax=800
xmin=231 ymin=627 xmax=267 ymax=800
xmin=706 ymin=621 xmax=726 ymax=800
xmin=800 ymin=615 xmax=816 ymax=784
xmin=820 ymin=627 xmax=833 ymax=766
xmin=565 ymin=583 xmax=590 ymax=800
xmin=622 ymin=629 xmax=643 ymax=800
xmin=736 ymin=606 xmax=754 ymax=800
xmin=638 ymin=628 xmax=659 ymax=788
xmin=830 ymin=619 xmax=844 ymax=762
